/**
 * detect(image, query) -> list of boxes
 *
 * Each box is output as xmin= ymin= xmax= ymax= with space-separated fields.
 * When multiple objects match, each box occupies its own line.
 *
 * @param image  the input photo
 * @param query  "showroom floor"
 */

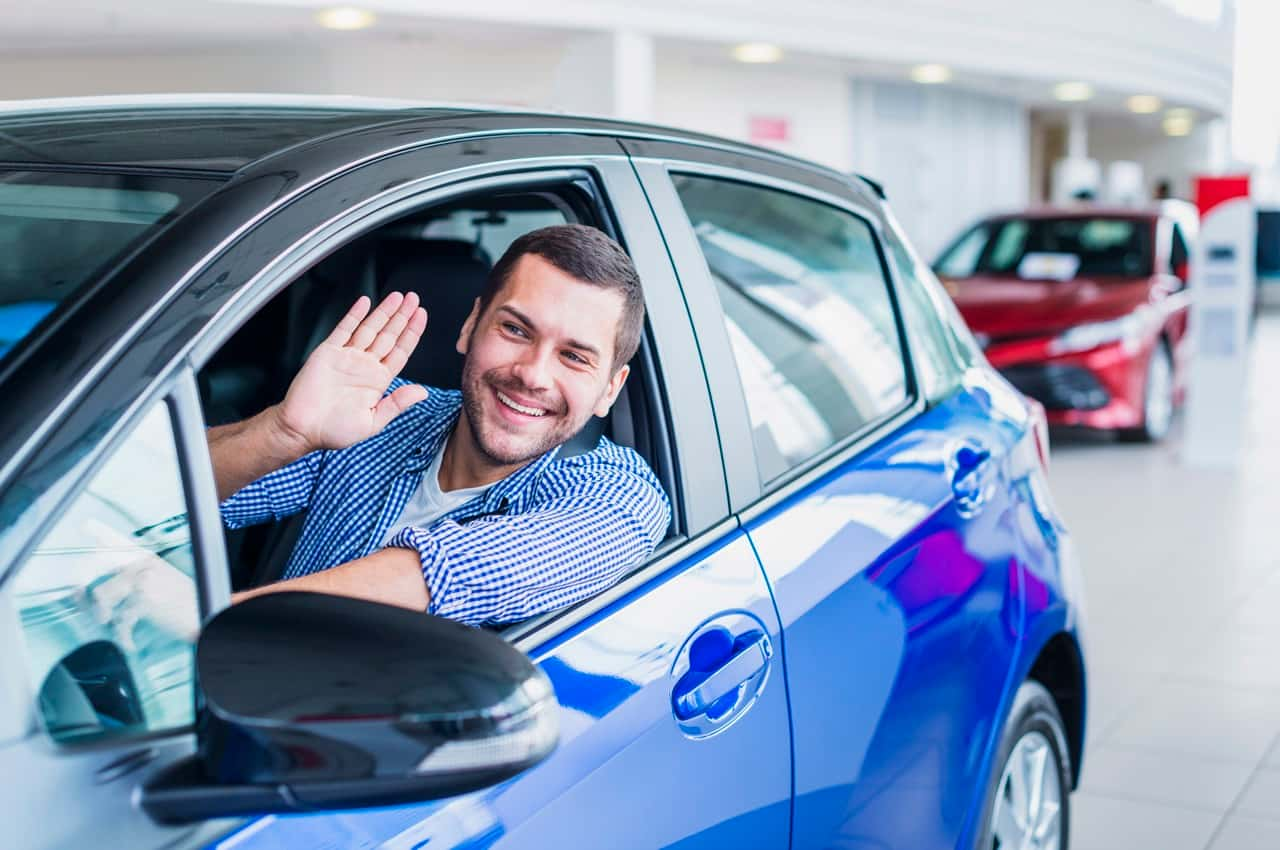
xmin=1053 ymin=309 xmax=1280 ymax=849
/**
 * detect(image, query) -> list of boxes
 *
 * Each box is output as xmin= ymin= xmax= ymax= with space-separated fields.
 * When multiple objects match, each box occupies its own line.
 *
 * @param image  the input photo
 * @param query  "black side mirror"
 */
xmin=140 ymin=592 xmax=558 ymax=824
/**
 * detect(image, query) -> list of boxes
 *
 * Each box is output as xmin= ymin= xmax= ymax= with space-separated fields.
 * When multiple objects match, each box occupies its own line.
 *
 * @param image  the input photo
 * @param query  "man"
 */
xmin=211 ymin=224 xmax=670 ymax=626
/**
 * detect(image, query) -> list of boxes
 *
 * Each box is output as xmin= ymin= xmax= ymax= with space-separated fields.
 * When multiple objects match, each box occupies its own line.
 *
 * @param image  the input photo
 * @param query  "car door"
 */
xmin=66 ymin=140 xmax=793 ymax=848
xmin=638 ymin=158 xmax=1034 ymax=849
xmin=0 ymin=373 xmax=236 ymax=850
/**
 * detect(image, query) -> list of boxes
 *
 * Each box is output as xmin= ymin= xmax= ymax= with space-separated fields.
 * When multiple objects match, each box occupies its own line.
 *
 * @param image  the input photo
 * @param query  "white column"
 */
xmin=550 ymin=30 xmax=654 ymax=121
xmin=1066 ymin=110 xmax=1088 ymax=159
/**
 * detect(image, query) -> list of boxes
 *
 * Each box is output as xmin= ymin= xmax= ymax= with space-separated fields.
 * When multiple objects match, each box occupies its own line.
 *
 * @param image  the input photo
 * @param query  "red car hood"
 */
xmin=943 ymin=274 xmax=1153 ymax=338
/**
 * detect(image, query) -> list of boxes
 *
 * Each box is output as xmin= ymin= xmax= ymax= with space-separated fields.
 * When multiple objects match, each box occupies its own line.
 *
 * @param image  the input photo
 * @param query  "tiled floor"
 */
xmin=1049 ymin=311 xmax=1280 ymax=849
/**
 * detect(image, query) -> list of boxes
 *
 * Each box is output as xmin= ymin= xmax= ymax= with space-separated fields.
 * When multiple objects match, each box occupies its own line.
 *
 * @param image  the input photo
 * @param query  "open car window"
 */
xmin=199 ymin=180 xmax=679 ymax=596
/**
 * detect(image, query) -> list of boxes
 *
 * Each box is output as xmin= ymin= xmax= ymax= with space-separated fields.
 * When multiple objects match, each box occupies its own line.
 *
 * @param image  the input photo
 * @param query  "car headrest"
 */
xmin=377 ymin=238 xmax=493 ymax=390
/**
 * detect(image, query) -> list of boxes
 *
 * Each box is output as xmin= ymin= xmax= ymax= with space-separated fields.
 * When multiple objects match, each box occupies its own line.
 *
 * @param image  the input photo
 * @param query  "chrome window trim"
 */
xmin=642 ymin=157 xmax=928 ymax=509
xmin=170 ymin=367 xmax=232 ymax=619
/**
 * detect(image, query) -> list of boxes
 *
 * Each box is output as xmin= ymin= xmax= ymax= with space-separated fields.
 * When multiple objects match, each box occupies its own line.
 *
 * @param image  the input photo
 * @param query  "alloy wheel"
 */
xmin=989 ymin=730 xmax=1063 ymax=850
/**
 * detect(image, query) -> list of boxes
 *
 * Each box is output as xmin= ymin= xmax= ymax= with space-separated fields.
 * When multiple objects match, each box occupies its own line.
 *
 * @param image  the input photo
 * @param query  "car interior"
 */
xmin=196 ymin=182 xmax=680 ymax=597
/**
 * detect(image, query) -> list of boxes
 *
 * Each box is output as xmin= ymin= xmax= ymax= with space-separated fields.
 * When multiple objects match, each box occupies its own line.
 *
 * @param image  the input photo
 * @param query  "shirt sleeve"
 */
xmin=219 ymin=450 xmax=326 ymax=529
xmin=387 ymin=446 xmax=671 ymax=626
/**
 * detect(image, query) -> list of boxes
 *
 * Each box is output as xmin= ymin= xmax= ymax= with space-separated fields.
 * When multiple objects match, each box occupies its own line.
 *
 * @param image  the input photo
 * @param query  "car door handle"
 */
xmin=672 ymin=633 xmax=772 ymax=721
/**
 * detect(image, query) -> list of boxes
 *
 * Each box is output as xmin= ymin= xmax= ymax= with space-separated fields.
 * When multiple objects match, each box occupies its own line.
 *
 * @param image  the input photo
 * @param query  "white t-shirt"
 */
xmin=380 ymin=436 xmax=491 ymax=546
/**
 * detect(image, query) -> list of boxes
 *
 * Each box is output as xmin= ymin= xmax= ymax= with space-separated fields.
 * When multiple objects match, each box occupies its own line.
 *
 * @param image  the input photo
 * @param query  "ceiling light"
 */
xmin=1126 ymin=95 xmax=1162 ymax=114
xmin=1053 ymin=81 xmax=1094 ymax=102
xmin=316 ymin=6 xmax=376 ymax=30
xmin=732 ymin=43 xmax=783 ymax=64
xmin=1163 ymin=115 xmax=1195 ymax=136
xmin=1165 ymin=107 xmax=1196 ymax=121
xmin=910 ymin=64 xmax=952 ymax=84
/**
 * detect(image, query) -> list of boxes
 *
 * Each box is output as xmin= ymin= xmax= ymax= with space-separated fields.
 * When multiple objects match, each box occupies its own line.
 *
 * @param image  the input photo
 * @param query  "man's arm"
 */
xmin=233 ymin=442 xmax=669 ymax=625
xmin=207 ymin=292 xmax=430 ymax=502
xmin=231 ymin=546 xmax=428 ymax=611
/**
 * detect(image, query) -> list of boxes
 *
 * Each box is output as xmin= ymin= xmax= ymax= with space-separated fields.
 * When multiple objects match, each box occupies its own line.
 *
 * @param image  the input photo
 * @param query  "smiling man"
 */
xmin=209 ymin=224 xmax=670 ymax=626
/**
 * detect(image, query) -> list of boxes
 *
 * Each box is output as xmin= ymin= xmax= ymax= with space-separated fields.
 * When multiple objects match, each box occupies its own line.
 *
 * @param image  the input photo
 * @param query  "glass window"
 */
xmin=0 ymin=170 xmax=220 ymax=363
xmin=672 ymin=174 xmax=909 ymax=482
xmin=10 ymin=402 xmax=199 ymax=745
xmin=883 ymin=217 xmax=967 ymax=400
xmin=935 ymin=223 xmax=990 ymax=278
xmin=940 ymin=216 xmax=1154 ymax=279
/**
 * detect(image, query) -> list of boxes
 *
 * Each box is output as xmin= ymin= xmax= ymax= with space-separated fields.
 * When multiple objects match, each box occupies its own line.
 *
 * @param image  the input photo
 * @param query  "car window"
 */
xmin=1170 ymin=223 xmax=1190 ymax=274
xmin=671 ymin=174 xmax=909 ymax=483
xmin=934 ymin=222 xmax=991 ymax=278
xmin=951 ymin=216 xmax=1154 ymax=278
xmin=9 ymin=401 xmax=199 ymax=745
xmin=0 ymin=170 xmax=222 ymax=365
xmin=882 ymin=215 xmax=967 ymax=401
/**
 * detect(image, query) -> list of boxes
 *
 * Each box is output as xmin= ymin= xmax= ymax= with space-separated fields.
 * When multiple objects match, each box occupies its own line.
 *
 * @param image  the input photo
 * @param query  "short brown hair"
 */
xmin=478 ymin=224 xmax=644 ymax=371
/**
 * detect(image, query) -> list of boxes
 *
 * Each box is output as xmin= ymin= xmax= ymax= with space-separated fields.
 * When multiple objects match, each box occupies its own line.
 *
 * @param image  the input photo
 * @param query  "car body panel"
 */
xmin=203 ymin=530 xmax=792 ymax=850
xmin=938 ymin=208 xmax=1191 ymax=432
xmin=0 ymin=101 xmax=1087 ymax=850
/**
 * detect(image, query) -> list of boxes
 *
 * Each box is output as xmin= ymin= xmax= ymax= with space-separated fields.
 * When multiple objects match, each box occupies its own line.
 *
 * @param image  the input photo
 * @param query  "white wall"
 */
xmin=652 ymin=53 xmax=854 ymax=173
xmin=1086 ymin=118 xmax=1216 ymax=201
xmin=851 ymin=82 xmax=1030 ymax=259
xmin=0 ymin=38 xmax=564 ymax=106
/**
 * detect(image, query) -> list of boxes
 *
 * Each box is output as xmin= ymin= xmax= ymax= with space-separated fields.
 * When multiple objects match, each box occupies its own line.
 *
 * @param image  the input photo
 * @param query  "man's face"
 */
xmin=456 ymin=254 xmax=630 ymax=467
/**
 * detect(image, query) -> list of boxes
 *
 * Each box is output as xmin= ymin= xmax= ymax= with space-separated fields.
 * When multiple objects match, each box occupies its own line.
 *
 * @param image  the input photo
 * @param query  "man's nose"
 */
xmin=511 ymin=345 xmax=555 ymax=391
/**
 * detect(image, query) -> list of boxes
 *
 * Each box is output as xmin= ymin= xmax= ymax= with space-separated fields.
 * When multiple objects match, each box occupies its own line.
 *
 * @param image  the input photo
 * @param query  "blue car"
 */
xmin=0 ymin=96 xmax=1086 ymax=850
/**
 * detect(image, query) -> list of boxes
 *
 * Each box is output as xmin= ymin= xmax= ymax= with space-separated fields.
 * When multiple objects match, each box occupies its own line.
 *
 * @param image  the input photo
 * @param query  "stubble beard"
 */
xmin=460 ymin=363 xmax=584 ymax=467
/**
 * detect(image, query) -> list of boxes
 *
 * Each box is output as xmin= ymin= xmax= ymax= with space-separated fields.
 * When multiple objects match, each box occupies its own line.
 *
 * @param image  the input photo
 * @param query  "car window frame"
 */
xmin=162 ymin=150 xmax=729 ymax=654
xmin=0 ymin=365 xmax=223 ymax=752
xmin=633 ymin=157 xmax=926 ymax=514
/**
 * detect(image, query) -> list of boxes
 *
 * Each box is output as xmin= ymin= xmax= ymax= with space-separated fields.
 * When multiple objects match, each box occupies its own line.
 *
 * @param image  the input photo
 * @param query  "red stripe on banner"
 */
xmin=1195 ymin=175 xmax=1250 ymax=218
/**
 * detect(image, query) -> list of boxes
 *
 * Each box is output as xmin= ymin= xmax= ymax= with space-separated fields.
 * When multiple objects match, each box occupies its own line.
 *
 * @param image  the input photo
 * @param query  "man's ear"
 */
xmin=592 ymin=364 xmax=630 ymax=418
xmin=456 ymin=298 xmax=481 ymax=355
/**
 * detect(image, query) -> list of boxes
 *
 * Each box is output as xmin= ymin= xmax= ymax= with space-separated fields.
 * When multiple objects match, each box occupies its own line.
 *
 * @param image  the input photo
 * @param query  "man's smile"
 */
xmin=495 ymin=388 xmax=549 ymax=418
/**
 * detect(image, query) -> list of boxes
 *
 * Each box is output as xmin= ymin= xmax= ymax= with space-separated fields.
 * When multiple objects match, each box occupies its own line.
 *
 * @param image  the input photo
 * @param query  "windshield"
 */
xmin=936 ymin=216 xmax=1153 ymax=279
xmin=0 ymin=169 xmax=221 ymax=363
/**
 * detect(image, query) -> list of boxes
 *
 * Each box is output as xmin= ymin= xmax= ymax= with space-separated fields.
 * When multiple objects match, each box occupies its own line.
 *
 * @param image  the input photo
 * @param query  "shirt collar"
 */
xmin=414 ymin=390 xmax=562 ymax=514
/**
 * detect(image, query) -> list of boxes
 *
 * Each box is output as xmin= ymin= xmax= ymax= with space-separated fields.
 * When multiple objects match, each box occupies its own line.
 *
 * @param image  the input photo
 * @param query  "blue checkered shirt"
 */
xmin=220 ymin=381 xmax=671 ymax=626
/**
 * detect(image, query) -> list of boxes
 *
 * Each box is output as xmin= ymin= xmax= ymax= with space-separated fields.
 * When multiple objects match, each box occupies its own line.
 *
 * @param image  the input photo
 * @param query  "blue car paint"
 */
xmin=208 ymin=374 xmax=1083 ymax=850
xmin=209 ymin=530 xmax=793 ymax=850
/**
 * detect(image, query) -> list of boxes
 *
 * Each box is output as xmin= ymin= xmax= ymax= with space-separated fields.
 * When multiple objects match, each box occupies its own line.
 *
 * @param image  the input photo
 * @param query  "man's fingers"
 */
xmin=324 ymin=295 xmax=372 ymax=347
xmin=372 ymin=383 xmax=428 ymax=432
xmin=368 ymin=291 xmax=421 ymax=361
xmin=382 ymin=306 xmax=428 ymax=375
xmin=348 ymin=291 xmax=405 ymax=351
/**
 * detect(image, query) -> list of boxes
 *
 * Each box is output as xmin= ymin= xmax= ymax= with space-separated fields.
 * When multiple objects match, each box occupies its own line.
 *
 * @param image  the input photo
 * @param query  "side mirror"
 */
xmin=140 ymin=592 xmax=558 ymax=824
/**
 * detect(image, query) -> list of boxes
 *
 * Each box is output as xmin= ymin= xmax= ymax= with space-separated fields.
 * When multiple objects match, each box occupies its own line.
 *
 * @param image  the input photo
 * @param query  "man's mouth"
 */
xmin=496 ymin=389 xmax=549 ymax=418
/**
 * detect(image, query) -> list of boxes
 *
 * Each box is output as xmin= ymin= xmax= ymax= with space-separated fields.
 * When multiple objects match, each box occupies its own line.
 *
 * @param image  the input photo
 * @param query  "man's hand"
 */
xmin=209 ymin=292 xmax=428 ymax=500
xmin=276 ymin=291 xmax=430 ymax=452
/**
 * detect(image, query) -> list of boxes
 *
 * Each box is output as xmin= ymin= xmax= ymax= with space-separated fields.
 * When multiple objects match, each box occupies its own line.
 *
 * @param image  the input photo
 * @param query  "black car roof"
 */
xmin=0 ymin=96 xmax=860 ymax=186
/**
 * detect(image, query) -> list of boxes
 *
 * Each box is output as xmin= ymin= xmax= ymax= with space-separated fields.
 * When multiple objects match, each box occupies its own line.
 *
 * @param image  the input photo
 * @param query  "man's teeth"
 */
xmin=497 ymin=391 xmax=546 ymax=417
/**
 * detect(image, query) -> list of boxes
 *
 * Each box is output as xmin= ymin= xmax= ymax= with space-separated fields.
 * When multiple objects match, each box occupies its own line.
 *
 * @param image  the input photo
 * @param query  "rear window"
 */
xmin=0 ymin=170 xmax=220 ymax=362
xmin=936 ymin=216 xmax=1153 ymax=279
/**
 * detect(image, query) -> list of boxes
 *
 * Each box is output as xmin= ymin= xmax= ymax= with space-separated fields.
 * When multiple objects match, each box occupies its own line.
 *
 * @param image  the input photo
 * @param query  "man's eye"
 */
xmin=564 ymin=351 xmax=587 ymax=365
xmin=503 ymin=322 xmax=528 ymax=338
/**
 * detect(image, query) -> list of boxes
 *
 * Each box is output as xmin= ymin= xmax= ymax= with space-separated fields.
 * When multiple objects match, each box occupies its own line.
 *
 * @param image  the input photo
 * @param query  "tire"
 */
xmin=974 ymin=679 xmax=1072 ymax=850
xmin=1118 ymin=341 xmax=1174 ymax=443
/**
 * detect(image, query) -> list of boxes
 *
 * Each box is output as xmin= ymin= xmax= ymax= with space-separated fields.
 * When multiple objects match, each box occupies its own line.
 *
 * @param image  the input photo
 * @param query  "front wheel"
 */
xmin=977 ymin=680 xmax=1072 ymax=850
xmin=1118 ymin=341 xmax=1173 ymax=443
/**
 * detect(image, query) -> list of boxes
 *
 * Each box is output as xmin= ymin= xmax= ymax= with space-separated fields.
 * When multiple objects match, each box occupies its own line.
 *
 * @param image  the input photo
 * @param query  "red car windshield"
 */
xmin=936 ymin=216 xmax=1153 ymax=280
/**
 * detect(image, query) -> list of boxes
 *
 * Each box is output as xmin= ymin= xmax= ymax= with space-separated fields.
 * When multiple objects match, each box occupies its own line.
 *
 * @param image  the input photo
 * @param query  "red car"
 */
xmin=934 ymin=205 xmax=1196 ymax=441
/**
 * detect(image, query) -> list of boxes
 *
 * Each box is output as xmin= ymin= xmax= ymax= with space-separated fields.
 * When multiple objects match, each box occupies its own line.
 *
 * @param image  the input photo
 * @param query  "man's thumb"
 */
xmin=372 ymin=384 xmax=429 ymax=431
